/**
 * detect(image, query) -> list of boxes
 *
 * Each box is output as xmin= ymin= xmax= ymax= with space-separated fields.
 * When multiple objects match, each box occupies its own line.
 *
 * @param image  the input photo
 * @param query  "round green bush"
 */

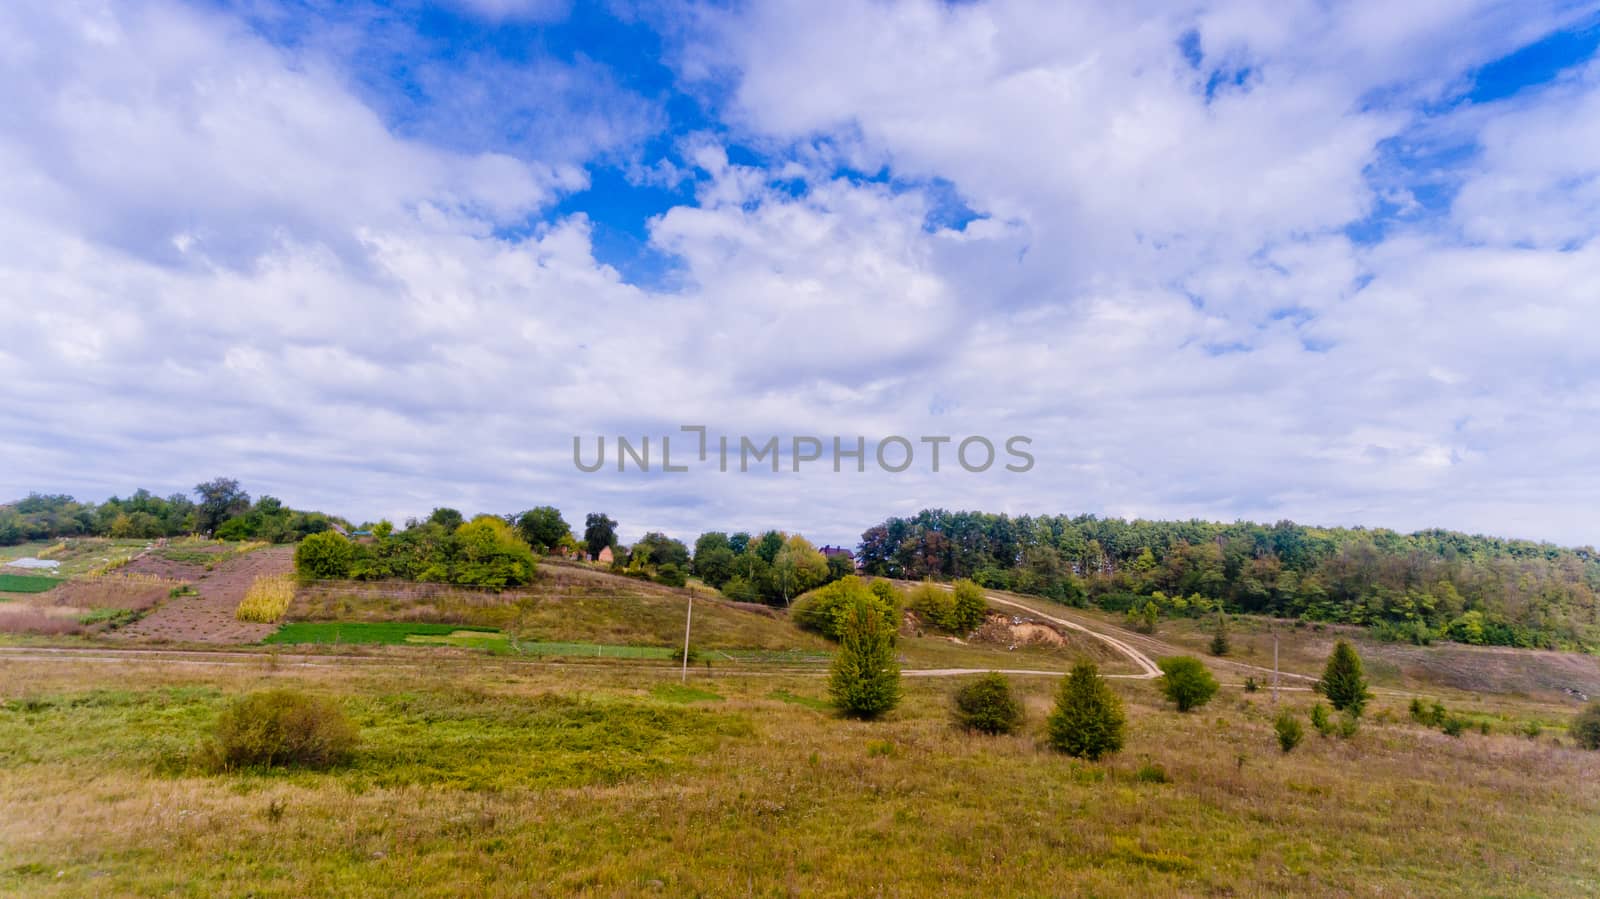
xmin=1156 ymin=656 xmax=1220 ymax=712
xmin=953 ymin=672 xmax=1024 ymax=735
xmin=211 ymin=689 xmax=358 ymax=770
xmin=294 ymin=531 xmax=354 ymax=579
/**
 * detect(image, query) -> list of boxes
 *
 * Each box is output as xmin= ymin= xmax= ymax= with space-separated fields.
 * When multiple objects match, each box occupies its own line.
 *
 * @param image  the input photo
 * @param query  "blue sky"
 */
xmin=4 ymin=0 xmax=1600 ymax=548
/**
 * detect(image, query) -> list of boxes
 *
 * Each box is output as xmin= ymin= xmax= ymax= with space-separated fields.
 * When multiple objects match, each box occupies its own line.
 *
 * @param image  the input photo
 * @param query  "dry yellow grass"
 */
xmin=235 ymin=574 xmax=296 ymax=623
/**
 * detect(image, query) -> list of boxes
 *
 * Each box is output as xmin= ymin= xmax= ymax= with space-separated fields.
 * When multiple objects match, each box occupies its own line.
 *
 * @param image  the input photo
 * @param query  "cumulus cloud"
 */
xmin=3 ymin=0 xmax=1600 ymax=547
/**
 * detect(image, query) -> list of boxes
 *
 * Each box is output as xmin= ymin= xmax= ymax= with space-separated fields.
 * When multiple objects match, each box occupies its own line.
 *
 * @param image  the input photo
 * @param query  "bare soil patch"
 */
xmin=112 ymin=547 xmax=294 ymax=644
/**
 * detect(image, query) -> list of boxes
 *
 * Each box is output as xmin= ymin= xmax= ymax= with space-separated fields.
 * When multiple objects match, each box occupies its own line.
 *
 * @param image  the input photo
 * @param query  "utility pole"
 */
xmin=1272 ymin=628 xmax=1280 ymax=704
xmin=681 ymin=591 xmax=695 ymax=684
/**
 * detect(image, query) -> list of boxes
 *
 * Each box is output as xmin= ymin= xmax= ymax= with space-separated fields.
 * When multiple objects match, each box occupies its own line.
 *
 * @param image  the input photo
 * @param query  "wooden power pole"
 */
xmin=681 ymin=592 xmax=695 ymax=684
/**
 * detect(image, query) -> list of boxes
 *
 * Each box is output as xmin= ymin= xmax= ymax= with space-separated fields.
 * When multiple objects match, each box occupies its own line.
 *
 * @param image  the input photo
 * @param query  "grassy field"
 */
xmin=1 ymin=654 xmax=1597 ymax=896
xmin=0 ymin=539 xmax=150 ymax=579
xmin=290 ymin=577 xmax=829 ymax=652
xmin=0 ymin=574 xmax=60 ymax=594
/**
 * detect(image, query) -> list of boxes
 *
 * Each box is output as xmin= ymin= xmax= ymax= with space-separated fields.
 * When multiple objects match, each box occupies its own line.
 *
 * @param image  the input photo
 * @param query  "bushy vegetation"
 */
xmin=952 ymin=673 xmax=1024 ymax=735
xmin=0 ymin=482 xmax=341 ymax=545
xmin=208 ymin=689 xmax=358 ymax=770
xmin=297 ymin=516 xmax=537 ymax=587
xmin=1310 ymin=702 xmax=1333 ymax=736
xmin=793 ymin=576 xmax=899 ymax=640
xmin=235 ymin=574 xmax=295 ymax=623
xmin=1047 ymin=661 xmax=1126 ymax=760
xmin=1573 ymin=702 xmax=1600 ymax=751
xmin=691 ymin=530 xmax=848 ymax=606
xmin=857 ymin=508 xmax=1600 ymax=650
xmin=1156 ymin=656 xmax=1219 ymax=712
xmin=1274 ymin=709 xmax=1304 ymax=752
xmin=1317 ymin=640 xmax=1371 ymax=716
xmin=828 ymin=593 xmax=901 ymax=719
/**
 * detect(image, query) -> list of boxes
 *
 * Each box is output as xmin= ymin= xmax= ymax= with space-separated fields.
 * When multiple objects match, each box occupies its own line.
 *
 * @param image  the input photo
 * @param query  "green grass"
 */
xmin=0 ymin=574 xmax=60 ymax=594
xmin=651 ymin=684 xmax=724 ymax=704
xmin=0 ymin=539 xmax=150 ymax=578
xmin=265 ymin=622 xmax=685 ymax=660
xmin=265 ymin=622 xmax=500 ymax=645
xmin=2 ymin=656 xmax=1599 ymax=896
xmin=514 ymin=640 xmax=676 ymax=659
xmin=0 ymin=682 xmax=749 ymax=793
xmin=766 ymin=688 xmax=833 ymax=711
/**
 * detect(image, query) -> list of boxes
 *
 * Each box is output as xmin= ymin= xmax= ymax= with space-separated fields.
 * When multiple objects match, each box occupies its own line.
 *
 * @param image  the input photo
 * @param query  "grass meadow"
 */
xmin=3 ymin=652 xmax=1598 ymax=897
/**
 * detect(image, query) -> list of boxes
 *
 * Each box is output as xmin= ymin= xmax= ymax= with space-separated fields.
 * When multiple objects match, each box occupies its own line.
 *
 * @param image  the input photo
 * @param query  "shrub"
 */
xmin=654 ymin=563 xmax=687 ymax=588
xmin=450 ymin=516 xmax=538 ymax=587
xmin=1125 ymin=603 xmax=1158 ymax=634
xmin=795 ymin=576 xmax=898 ymax=641
xmin=1522 ymin=720 xmax=1543 ymax=739
xmin=295 ymin=531 xmax=354 ymax=579
xmin=906 ymin=580 xmax=955 ymax=629
xmin=953 ymin=673 xmax=1024 ymax=735
xmin=1209 ymin=613 xmax=1230 ymax=657
xmin=1275 ymin=709 xmax=1304 ymax=752
xmin=1309 ymin=702 xmax=1333 ymax=736
xmin=235 ymin=573 xmax=295 ymax=623
xmin=210 ymin=690 xmax=358 ymax=770
xmin=1132 ymin=760 xmax=1169 ymax=783
xmin=1572 ymin=702 xmax=1600 ymax=750
xmin=1316 ymin=640 xmax=1370 ymax=716
xmin=1156 ymin=656 xmax=1219 ymax=712
xmin=948 ymin=579 xmax=988 ymax=633
xmin=828 ymin=594 xmax=901 ymax=719
xmin=1337 ymin=710 xmax=1360 ymax=739
xmin=1243 ymin=677 xmax=1259 ymax=693
xmin=1047 ymin=661 xmax=1126 ymax=760
xmin=1442 ymin=716 xmax=1465 ymax=738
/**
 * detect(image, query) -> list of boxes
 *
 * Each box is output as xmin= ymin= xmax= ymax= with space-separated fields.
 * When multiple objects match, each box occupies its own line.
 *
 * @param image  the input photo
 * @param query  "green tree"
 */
xmin=450 ymin=516 xmax=537 ymax=587
xmin=953 ymin=673 xmax=1024 ymax=735
xmin=828 ymin=593 xmax=901 ymax=719
xmin=1317 ymin=640 xmax=1371 ymax=715
xmin=794 ymin=576 xmax=898 ymax=640
xmin=773 ymin=534 xmax=829 ymax=605
xmin=1572 ymin=701 xmax=1600 ymax=750
xmin=428 ymin=507 xmax=465 ymax=531
xmin=949 ymin=579 xmax=988 ymax=633
xmin=514 ymin=506 xmax=570 ymax=552
xmin=633 ymin=532 xmax=690 ymax=569
xmin=1046 ymin=661 xmax=1126 ymax=760
xmin=694 ymin=546 xmax=737 ymax=588
xmin=583 ymin=513 xmax=618 ymax=555
xmin=1209 ymin=612 xmax=1231 ymax=656
xmin=295 ymin=531 xmax=354 ymax=579
xmin=1156 ymin=656 xmax=1220 ymax=712
xmin=194 ymin=477 xmax=250 ymax=535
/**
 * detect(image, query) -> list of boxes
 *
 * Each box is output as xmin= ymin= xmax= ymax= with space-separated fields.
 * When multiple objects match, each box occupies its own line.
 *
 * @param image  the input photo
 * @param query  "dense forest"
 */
xmin=858 ymin=510 xmax=1600 ymax=651
xmin=0 ymin=481 xmax=343 ymax=545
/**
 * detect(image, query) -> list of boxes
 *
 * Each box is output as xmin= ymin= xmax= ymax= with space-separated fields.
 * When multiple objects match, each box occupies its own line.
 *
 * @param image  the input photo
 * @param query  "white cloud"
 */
xmin=3 ymin=0 xmax=1600 ymax=549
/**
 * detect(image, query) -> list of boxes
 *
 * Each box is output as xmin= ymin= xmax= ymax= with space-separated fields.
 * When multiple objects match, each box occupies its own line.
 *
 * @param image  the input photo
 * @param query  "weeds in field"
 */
xmin=236 ymin=574 xmax=295 ymax=623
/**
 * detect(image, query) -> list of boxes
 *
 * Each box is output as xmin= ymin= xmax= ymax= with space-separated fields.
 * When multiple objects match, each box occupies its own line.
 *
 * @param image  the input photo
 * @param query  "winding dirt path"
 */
xmin=978 ymin=592 xmax=1162 ymax=679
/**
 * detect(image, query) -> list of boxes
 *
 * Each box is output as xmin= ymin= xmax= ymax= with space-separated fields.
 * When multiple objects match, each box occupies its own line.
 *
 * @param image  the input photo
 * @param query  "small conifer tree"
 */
xmin=1317 ymin=640 xmax=1371 ymax=716
xmin=828 ymin=594 xmax=902 ymax=719
xmin=1047 ymin=661 xmax=1126 ymax=760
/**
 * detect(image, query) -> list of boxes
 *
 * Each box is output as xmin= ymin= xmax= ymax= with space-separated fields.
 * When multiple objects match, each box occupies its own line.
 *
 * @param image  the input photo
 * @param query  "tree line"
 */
xmin=0 ymin=480 xmax=342 ymax=545
xmin=858 ymin=509 xmax=1600 ymax=651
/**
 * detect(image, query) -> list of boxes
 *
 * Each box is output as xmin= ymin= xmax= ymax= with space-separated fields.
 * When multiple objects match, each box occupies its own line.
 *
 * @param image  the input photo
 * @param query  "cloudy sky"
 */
xmin=4 ymin=0 xmax=1600 ymax=548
